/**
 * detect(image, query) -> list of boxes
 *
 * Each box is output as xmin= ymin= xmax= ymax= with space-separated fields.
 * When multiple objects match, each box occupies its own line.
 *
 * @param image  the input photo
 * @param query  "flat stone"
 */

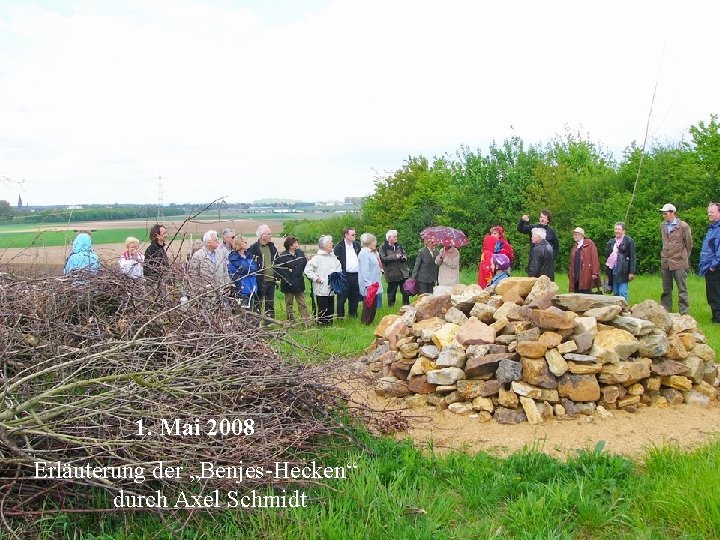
xmin=515 ymin=340 xmax=549 ymax=358
xmin=557 ymin=340 xmax=578 ymax=354
xmin=521 ymin=357 xmax=558 ymax=388
xmin=493 ymin=407 xmax=527 ymax=425
xmin=375 ymin=314 xmax=399 ymax=337
xmin=456 ymin=318 xmax=496 ymax=346
xmin=661 ymin=375 xmax=693 ymax=391
xmin=683 ymin=355 xmax=705 ymax=383
xmin=375 ymin=377 xmax=411 ymax=398
xmin=692 ymin=381 xmax=719 ymax=399
xmin=495 ymin=335 xmax=516 ymax=346
xmin=642 ymin=377 xmax=661 ymax=392
xmin=666 ymin=335 xmax=689 ymax=361
xmin=538 ymin=332 xmax=563 ymax=349
xmin=436 ymin=347 xmax=467 ymax=368
xmin=516 ymin=327 xmax=542 ymax=342
xmin=590 ymin=328 xmax=640 ymax=364
xmin=583 ymin=305 xmax=622 ymax=322
xmin=465 ymin=353 xmax=513 ymax=378
xmin=407 ymin=375 xmax=438 ymax=394
xmin=564 ymin=353 xmax=598 ymax=363
xmin=610 ymin=316 xmax=656 ymax=336
xmin=575 ymin=402 xmax=597 ymax=416
xmin=545 ymin=348 xmax=569 ymax=377
xmin=414 ymin=294 xmax=453 ymax=322
xmin=472 ymin=396 xmax=495 ymax=413
xmin=670 ymin=314 xmax=698 ymax=334
xmin=617 ymin=395 xmax=641 ymax=408
xmin=426 ymin=367 xmax=466 ymax=386
xmin=529 ymin=308 xmax=575 ymax=330
xmin=432 ymin=323 xmax=461 ymax=349
xmin=496 ymin=359 xmax=523 ymax=384
xmin=557 ymin=374 xmax=601 ymax=402
xmin=435 ymin=385 xmax=457 ymax=394
xmin=495 ymin=277 xmax=537 ymax=298
xmin=525 ymin=275 xmax=559 ymax=305
xmin=412 ymin=317 xmax=445 ymax=339
xmin=573 ymin=332 xmax=595 ymax=354
xmin=650 ymin=360 xmax=690 ymax=377
xmin=568 ymin=361 xmax=603 ymax=375
xmin=399 ymin=342 xmax=420 ymax=358
xmin=444 ymin=306 xmax=468 ymax=325
xmin=677 ymin=333 xmax=696 ymax=351
xmin=684 ymin=391 xmax=711 ymax=407
xmin=469 ymin=303 xmax=496 ymax=323
xmin=638 ymin=331 xmax=669 ymax=358
xmin=444 ymin=391 xmax=462 ymax=405
xmin=451 ymin=287 xmax=491 ymax=313
xmin=599 ymin=358 xmax=652 ymax=385
xmin=502 ymin=287 xmax=525 ymax=305
xmin=520 ymin=396 xmax=544 ymax=425
xmin=404 ymin=394 xmax=429 ymax=408
xmin=511 ymin=381 xmax=542 ymax=399
xmin=555 ymin=293 xmax=628 ymax=312
xmin=419 ymin=344 xmax=440 ymax=360
xmin=660 ymin=388 xmax=684 ymax=405
xmin=631 ymin=300 xmax=673 ymax=333
xmin=692 ymin=344 xmax=717 ymax=363
xmin=448 ymin=402 xmax=474 ymax=415
xmin=457 ymin=379 xmax=492 ymax=400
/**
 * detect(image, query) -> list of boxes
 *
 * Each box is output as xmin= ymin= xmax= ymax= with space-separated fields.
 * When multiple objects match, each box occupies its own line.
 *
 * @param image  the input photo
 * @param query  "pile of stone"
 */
xmin=367 ymin=277 xmax=719 ymax=424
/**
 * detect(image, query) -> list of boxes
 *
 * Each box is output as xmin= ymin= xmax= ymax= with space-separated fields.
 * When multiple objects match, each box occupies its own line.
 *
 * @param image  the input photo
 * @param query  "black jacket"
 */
xmin=528 ymin=240 xmax=555 ymax=280
xmin=246 ymin=241 xmax=278 ymax=297
xmin=379 ymin=241 xmax=409 ymax=282
xmin=333 ymin=240 xmax=361 ymax=273
xmin=412 ymin=246 xmax=440 ymax=284
xmin=518 ymin=219 xmax=560 ymax=260
xmin=605 ymin=235 xmax=636 ymax=285
xmin=143 ymin=242 xmax=168 ymax=279
xmin=275 ymin=249 xmax=307 ymax=294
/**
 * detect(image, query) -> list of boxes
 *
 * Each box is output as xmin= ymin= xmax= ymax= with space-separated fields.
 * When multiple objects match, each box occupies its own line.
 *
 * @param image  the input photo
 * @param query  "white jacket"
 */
xmin=304 ymin=250 xmax=341 ymax=297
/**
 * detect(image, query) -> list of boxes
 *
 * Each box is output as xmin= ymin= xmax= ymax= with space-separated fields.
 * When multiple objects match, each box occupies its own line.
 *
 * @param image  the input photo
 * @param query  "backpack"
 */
xmin=328 ymin=271 xmax=347 ymax=295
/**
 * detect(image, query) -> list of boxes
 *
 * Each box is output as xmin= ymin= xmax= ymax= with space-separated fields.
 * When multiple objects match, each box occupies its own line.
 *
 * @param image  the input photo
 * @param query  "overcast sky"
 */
xmin=1 ymin=0 xmax=718 ymax=206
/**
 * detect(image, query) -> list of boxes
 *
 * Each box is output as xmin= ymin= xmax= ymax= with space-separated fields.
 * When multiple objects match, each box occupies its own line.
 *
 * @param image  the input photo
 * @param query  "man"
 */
xmin=568 ymin=227 xmax=600 ymax=293
xmin=518 ymin=210 xmax=560 ymax=270
xmin=247 ymin=224 xmax=278 ymax=319
xmin=144 ymin=223 xmax=169 ymax=280
xmin=605 ymin=222 xmax=636 ymax=301
xmin=379 ymin=229 xmax=410 ymax=306
xmin=527 ymin=227 xmax=554 ymax=280
xmin=217 ymin=228 xmax=235 ymax=262
xmin=699 ymin=202 xmax=720 ymax=324
xmin=334 ymin=227 xmax=361 ymax=318
xmin=659 ymin=203 xmax=693 ymax=314
xmin=188 ymin=230 xmax=230 ymax=292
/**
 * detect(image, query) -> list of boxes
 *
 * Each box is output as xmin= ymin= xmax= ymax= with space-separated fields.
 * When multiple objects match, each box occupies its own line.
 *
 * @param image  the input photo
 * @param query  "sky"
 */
xmin=0 ymin=0 xmax=718 ymax=206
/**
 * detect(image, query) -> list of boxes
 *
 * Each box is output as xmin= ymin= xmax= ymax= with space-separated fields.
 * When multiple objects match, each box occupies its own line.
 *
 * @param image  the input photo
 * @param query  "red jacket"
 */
xmin=568 ymin=239 xmax=600 ymax=292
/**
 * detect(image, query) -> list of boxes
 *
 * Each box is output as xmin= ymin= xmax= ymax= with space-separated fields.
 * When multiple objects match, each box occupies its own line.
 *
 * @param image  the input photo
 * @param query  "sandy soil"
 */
xmin=342 ymin=367 xmax=720 ymax=460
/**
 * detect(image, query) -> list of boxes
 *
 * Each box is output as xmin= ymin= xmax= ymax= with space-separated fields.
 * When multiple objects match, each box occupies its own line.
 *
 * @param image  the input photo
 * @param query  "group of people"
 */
xmin=61 ymin=200 xmax=720 ymax=326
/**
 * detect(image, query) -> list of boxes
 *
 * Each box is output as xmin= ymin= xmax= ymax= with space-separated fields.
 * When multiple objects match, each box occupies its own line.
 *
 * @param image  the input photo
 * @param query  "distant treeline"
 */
xmin=1 ymin=205 xmax=192 ymax=224
xmin=284 ymin=115 xmax=720 ymax=274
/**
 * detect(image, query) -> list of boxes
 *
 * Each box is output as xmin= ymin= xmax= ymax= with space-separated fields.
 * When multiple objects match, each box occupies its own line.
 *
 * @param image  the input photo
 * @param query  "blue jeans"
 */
xmin=613 ymin=281 xmax=628 ymax=301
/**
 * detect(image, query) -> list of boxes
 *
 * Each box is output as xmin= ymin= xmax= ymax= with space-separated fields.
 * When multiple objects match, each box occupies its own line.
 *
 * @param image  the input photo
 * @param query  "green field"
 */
xmin=0 ymin=228 xmax=151 ymax=249
xmin=6 ymin=269 xmax=720 ymax=539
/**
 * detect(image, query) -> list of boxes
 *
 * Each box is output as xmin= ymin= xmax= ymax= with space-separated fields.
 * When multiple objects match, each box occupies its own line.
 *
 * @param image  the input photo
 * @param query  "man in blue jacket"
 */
xmin=699 ymin=202 xmax=720 ymax=323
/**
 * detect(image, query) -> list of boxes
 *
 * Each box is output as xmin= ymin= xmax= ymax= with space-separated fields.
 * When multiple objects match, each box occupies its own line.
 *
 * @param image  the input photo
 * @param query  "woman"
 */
xmin=358 ymin=233 xmax=383 ymax=325
xmin=275 ymin=236 xmax=310 ymax=322
xmin=118 ymin=236 xmax=144 ymax=278
xmin=411 ymin=237 xmax=439 ymax=295
xmin=64 ymin=232 xmax=100 ymax=275
xmin=489 ymin=253 xmax=511 ymax=287
xmin=228 ymin=235 xmax=258 ymax=309
xmin=568 ymin=227 xmax=600 ymax=293
xmin=478 ymin=225 xmax=514 ymax=288
xmin=435 ymin=245 xmax=460 ymax=286
xmin=379 ymin=229 xmax=410 ymax=306
xmin=304 ymin=235 xmax=342 ymax=325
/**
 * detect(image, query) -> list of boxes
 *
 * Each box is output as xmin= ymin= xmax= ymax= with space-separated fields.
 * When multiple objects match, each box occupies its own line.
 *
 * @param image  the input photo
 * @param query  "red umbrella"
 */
xmin=364 ymin=282 xmax=380 ymax=308
xmin=420 ymin=226 xmax=469 ymax=248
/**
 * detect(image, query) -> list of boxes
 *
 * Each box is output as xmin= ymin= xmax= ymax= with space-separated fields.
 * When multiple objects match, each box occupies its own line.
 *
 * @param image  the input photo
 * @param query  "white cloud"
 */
xmin=0 ymin=0 xmax=718 ymax=205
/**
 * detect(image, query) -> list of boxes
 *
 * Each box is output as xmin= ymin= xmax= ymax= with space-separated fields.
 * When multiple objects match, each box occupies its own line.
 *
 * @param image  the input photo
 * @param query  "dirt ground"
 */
xmin=342 ymin=367 xmax=720 ymax=460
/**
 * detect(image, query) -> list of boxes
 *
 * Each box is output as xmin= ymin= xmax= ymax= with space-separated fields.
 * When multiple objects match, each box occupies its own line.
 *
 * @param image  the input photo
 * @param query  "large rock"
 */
xmin=495 ymin=277 xmax=537 ymax=299
xmin=682 ymin=355 xmax=705 ymax=383
xmin=545 ymin=348 xmax=569 ymax=377
xmin=599 ymin=358 xmax=652 ymax=385
xmin=670 ymin=314 xmax=698 ymax=334
xmin=557 ymin=374 xmax=601 ymax=402
xmin=493 ymin=407 xmax=527 ymax=424
xmin=516 ymin=326 xmax=541 ymax=342
xmin=375 ymin=315 xmax=399 ymax=337
xmin=529 ymin=308 xmax=575 ymax=330
xmin=666 ymin=335 xmax=689 ymax=361
xmin=444 ymin=306 xmax=468 ymax=325
xmin=661 ymin=375 xmax=693 ymax=391
xmin=568 ymin=362 xmax=603 ymax=375
xmin=684 ymin=391 xmax=711 ymax=407
xmin=436 ymin=347 xmax=467 ymax=368
xmin=375 ymin=377 xmax=411 ymax=398
xmin=650 ymin=360 xmax=690 ymax=377
xmin=451 ymin=287 xmax=491 ymax=313
xmin=520 ymin=396 xmax=544 ymax=425
xmin=496 ymin=359 xmax=523 ymax=384
xmin=419 ymin=344 xmax=440 ymax=359
xmin=399 ymin=342 xmax=420 ymax=358
xmin=409 ymin=356 xmax=437 ymax=377
xmin=525 ymin=275 xmax=559 ymax=305
xmin=384 ymin=317 xmax=410 ymax=349
xmin=465 ymin=353 xmax=514 ymax=378
xmin=412 ymin=317 xmax=445 ymax=340
xmin=590 ymin=328 xmax=640 ymax=363
xmin=610 ymin=316 xmax=656 ymax=336
xmin=555 ymin=293 xmax=627 ymax=312
xmin=583 ymin=305 xmax=622 ymax=322
xmin=414 ymin=294 xmax=452 ymax=322
xmin=499 ymin=387 xmax=520 ymax=407
xmin=515 ymin=340 xmax=549 ymax=358
xmin=538 ymin=331 xmax=563 ymax=349
xmin=638 ymin=331 xmax=669 ymax=358
xmin=692 ymin=344 xmax=717 ymax=363
xmin=564 ymin=353 xmax=599 ymax=363
xmin=456 ymin=318 xmax=496 ymax=346
xmin=521 ymin=357 xmax=558 ymax=389
xmin=426 ymin=367 xmax=466 ymax=386
xmin=448 ymin=402 xmax=474 ymax=415
xmin=457 ymin=379 xmax=500 ymax=400
xmin=407 ymin=375 xmax=438 ymax=394
xmin=432 ymin=323 xmax=461 ymax=349
xmin=472 ymin=396 xmax=495 ymax=413
xmin=469 ymin=303 xmax=496 ymax=323
xmin=630 ymin=300 xmax=673 ymax=333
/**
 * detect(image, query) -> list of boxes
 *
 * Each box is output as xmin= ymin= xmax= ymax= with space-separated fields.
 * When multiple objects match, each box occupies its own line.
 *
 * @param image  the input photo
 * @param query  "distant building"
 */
xmin=17 ymin=194 xmax=22 ymax=208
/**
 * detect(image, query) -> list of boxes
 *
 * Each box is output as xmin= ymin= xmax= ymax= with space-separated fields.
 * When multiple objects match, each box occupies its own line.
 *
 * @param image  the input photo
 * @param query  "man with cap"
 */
xmin=568 ymin=227 xmax=600 ymax=293
xmin=660 ymin=203 xmax=693 ymax=315
xmin=699 ymin=202 xmax=720 ymax=324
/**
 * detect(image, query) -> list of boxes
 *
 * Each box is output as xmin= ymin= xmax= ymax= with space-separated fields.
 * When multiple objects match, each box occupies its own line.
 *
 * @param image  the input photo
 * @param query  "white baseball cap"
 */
xmin=659 ymin=203 xmax=676 ymax=212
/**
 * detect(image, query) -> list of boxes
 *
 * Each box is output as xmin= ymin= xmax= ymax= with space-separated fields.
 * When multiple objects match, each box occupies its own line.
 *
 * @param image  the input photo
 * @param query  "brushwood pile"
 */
xmin=366 ymin=277 xmax=720 ymax=424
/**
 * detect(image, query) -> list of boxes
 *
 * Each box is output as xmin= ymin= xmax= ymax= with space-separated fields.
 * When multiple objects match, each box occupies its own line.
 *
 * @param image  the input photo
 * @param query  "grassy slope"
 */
xmin=19 ymin=268 xmax=720 ymax=540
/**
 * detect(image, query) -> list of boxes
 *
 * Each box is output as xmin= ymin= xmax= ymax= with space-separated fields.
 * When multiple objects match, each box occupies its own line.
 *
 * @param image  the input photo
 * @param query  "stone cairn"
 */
xmin=367 ymin=277 xmax=720 ymax=424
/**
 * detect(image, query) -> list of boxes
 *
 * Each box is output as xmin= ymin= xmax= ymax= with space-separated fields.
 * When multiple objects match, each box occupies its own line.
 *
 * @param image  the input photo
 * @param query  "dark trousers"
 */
xmin=258 ymin=280 xmax=275 ymax=319
xmin=418 ymin=281 xmax=434 ymax=295
xmin=337 ymin=272 xmax=360 ymax=318
xmin=706 ymin=270 xmax=720 ymax=323
xmin=316 ymin=295 xmax=335 ymax=325
xmin=361 ymin=300 xmax=377 ymax=325
xmin=386 ymin=279 xmax=410 ymax=306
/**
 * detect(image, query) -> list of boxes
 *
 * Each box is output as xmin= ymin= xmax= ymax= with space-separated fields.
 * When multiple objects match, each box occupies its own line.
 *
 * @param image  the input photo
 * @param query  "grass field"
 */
xmin=8 ymin=267 xmax=720 ymax=539
xmin=0 ymin=228 xmax=152 ymax=249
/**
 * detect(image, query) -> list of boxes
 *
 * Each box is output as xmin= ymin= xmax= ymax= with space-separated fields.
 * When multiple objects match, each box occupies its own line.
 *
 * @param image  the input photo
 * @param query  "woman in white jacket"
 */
xmin=304 ymin=235 xmax=342 ymax=325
